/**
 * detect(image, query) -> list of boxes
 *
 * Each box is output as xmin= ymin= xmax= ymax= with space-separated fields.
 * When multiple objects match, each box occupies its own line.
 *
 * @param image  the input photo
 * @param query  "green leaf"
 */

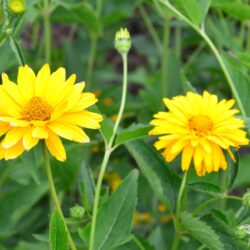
xmin=79 ymin=161 xmax=95 ymax=212
xmin=180 ymin=70 xmax=197 ymax=93
xmin=0 ymin=182 xmax=48 ymax=238
xmin=80 ymin=170 xmax=138 ymax=250
xmin=226 ymin=151 xmax=239 ymax=190
xmin=52 ymin=2 xmax=101 ymax=36
xmin=235 ymin=52 xmax=250 ymax=69
xmin=180 ymin=212 xmax=224 ymax=250
xmin=9 ymin=36 xmax=25 ymax=66
xmin=222 ymin=54 xmax=250 ymax=116
xmin=212 ymin=3 xmax=250 ymax=21
xmin=173 ymin=0 xmax=203 ymax=24
xmin=125 ymin=139 xmax=180 ymax=210
xmin=49 ymin=211 xmax=68 ymax=250
xmin=188 ymin=182 xmax=222 ymax=195
xmin=203 ymin=213 xmax=248 ymax=250
xmin=115 ymin=124 xmax=152 ymax=147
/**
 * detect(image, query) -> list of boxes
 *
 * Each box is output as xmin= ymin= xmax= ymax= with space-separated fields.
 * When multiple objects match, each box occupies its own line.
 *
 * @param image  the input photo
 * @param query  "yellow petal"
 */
xmin=32 ymin=126 xmax=49 ymax=139
xmin=45 ymin=130 xmax=66 ymax=161
xmin=35 ymin=64 xmax=51 ymax=97
xmin=23 ymin=128 xmax=39 ymax=150
xmin=2 ymin=127 xmax=29 ymax=148
xmin=181 ymin=145 xmax=194 ymax=171
xmin=17 ymin=65 xmax=36 ymax=100
xmin=48 ymin=122 xmax=89 ymax=143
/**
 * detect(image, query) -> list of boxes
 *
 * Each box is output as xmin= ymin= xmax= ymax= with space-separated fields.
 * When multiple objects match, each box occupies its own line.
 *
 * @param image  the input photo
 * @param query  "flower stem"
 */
xmin=88 ymin=149 xmax=111 ymax=250
xmin=42 ymin=144 xmax=76 ymax=250
xmin=89 ymin=52 xmax=128 ymax=250
xmin=138 ymin=4 xmax=162 ymax=53
xmin=171 ymin=171 xmax=188 ymax=250
xmin=43 ymin=0 xmax=51 ymax=63
xmin=86 ymin=0 xmax=103 ymax=90
xmin=86 ymin=36 xmax=97 ymax=90
xmin=161 ymin=18 xmax=170 ymax=98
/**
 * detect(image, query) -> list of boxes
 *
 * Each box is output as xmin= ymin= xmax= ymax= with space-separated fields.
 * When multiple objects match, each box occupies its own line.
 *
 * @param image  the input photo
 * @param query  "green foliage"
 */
xmin=0 ymin=0 xmax=250 ymax=249
xmin=80 ymin=170 xmax=138 ymax=250
xmin=115 ymin=124 xmax=152 ymax=147
xmin=180 ymin=212 xmax=224 ymax=250
xmin=126 ymin=139 xmax=180 ymax=210
xmin=49 ymin=211 xmax=68 ymax=250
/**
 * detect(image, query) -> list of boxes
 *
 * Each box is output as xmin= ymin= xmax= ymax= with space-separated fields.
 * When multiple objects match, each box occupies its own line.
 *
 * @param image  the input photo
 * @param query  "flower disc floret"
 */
xmin=149 ymin=91 xmax=249 ymax=176
xmin=0 ymin=64 xmax=103 ymax=161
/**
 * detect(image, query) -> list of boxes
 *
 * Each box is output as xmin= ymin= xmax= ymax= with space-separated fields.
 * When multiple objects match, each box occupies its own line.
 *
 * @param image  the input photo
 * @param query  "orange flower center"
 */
xmin=22 ymin=97 xmax=53 ymax=121
xmin=189 ymin=115 xmax=213 ymax=135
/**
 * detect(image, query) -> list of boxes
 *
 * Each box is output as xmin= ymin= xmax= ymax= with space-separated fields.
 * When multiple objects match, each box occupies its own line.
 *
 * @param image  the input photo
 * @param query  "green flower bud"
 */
xmin=7 ymin=0 xmax=25 ymax=15
xmin=234 ymin=226 xmax=248 ymax=240
xmin=70 ymin=205 xmax=85 ymax=220
xmin=243 ymin=189 xmax=250 ymax=208
xmin=114 ymin=28 xmax=131 ymax=54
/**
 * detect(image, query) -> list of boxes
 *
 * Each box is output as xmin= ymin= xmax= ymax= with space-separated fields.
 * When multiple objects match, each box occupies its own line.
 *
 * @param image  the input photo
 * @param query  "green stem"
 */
xmin=171 ymin=232 xmax=181 ymax=250
xmin=192 ymin=198 xmax=217 ymax=216
xmin=9 ymin=36 xmax=25 ymax=66
xmin=109 ymin=53 xmax=128 ymax=144
xmin=86 ymin=36 xmax=97 ymax=90
xmin=86 ymin=0 xmax=103 ymax=90
xmin=43 ymin=0 xmax=51 ymax=63
xmin=219 ymin=171 xmax=228 ymax=210
xmin=171 ymin=171 xmax=188 ymax=250
xmin=88 ymin=148 xmax=111 ymax=250
xmin=158 ymin=0 xmax=247 ymax=119
xmin=175 ymin=25 xmax=181 ymax=58
xmin=89 ymin=52 xmax=128 ymax=250
xmin=161 ymin=18 xmax=170 ymax=98
xmin=42 ymin=144 xmax=76 ymax=250
xmin=132 ymin=236 xmax=145 ymax=250
xmin=138 ymin=4 xmax=162 ymax=53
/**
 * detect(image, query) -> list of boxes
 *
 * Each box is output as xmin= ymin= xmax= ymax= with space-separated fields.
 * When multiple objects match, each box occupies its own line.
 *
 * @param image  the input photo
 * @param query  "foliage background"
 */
xmin=1 ymin=0 xmax=250 ymax=249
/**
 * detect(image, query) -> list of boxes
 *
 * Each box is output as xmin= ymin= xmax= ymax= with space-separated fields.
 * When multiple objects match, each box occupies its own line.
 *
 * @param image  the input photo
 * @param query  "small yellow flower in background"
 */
xmin=114 ymin=28 xmax=131 ymax=54
xmin=104 ymin=171 xmax=122 ymax=191
xmin=133 ymin=211 xmax=152 ymax=225
xmin=7 ymin=0 xmax=25 ymax=14
xmin=102 ymin=97 xmax=114 ymax=106
xmin=0 ymin=64 xmax=103 ymax=161
xmin=157 ymin=203 xmax=166 ymax=212
xmin=149 ymin=91 xmax=249 ymax=176
xmin=110 ymin=114 xmax=118 ymax=122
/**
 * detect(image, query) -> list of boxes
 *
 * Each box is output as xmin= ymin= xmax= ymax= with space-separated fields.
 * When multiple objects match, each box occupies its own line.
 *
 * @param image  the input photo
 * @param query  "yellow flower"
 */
xmin=8 ymin=0 xmax=25 ymax=14
xmin=149 ymin=91 xmax=249 ymax=176
xmin=0 ymin=64 xmax=103 ymax=161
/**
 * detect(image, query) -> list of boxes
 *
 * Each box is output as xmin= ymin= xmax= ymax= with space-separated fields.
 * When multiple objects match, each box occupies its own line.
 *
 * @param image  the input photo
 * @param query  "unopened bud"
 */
xmin=243 ymin=189 xmax=250 ymax=208
xmin=70 ymin=205 xmax=85 ymax=220
xmin=114 ymin=28 xmax=131 ymax=54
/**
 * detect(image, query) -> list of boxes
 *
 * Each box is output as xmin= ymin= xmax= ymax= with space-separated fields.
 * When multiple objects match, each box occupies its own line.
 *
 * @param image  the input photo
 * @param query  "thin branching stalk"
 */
xmin=161 ymin=18 xmax=170 ymax=98
xmin=43 ymin=0 xmax=51 ymax=63
xmin=89 ymin=53 xmax=128 ymax=250
xmin=86 ymin=0 xmax=103 ymax=90
xmin=138 ymin=4 xmax=162 ymax=53
xmin=42 ymin=144 xmax=76 ymax=250
xmin=171 ymin=171 xmax=187 ymax=250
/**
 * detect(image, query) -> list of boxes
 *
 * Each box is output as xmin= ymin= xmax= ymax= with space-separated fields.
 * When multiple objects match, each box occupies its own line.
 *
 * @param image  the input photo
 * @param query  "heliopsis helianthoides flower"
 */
xmin=0 ymin=64 xmax=103 ymax=161
xmin=149 ymin=91 xmax=249 ymax=176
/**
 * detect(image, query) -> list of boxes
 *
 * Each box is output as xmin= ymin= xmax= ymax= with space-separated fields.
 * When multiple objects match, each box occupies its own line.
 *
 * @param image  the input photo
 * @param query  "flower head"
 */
xmin=0 ymin=64 xmax=103 ymax=161
xmin=149 ymin=91 xmax=249 ymax=176
xmin=7 ymin=0 xmax=25 ymax=14
xmin=114 ymin=28 xmax=131 ymax=54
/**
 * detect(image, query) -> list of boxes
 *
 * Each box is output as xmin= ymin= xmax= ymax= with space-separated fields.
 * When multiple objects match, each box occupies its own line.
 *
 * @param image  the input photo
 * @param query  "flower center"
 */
xmin=22 ymin=97 xmax=53 ymax=121
xmin=189 ymin=115 xmax=213 ymax=135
